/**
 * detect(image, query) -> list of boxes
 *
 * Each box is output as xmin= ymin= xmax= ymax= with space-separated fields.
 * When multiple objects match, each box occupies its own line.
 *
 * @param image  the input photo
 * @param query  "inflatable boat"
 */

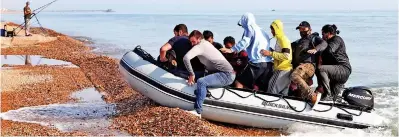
xmin=119 ymin=46 xmax=385 ymax=129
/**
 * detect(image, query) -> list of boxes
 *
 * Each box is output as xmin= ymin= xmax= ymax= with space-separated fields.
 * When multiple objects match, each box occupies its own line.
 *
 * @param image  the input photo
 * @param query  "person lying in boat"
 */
xmin=312 ymin=24 xmax=352 ymax=101
xmin=289 ymin=21 xmax=327 ymax=106
xmin=220 ymin=12 xmax=273 ymax=91
xmin=261 ymin=20 xmax=292 ymax=96
xmin=183 ymin=30 xmax=235 ymax=115
xmin=203 ymin=30 xmax=224 ymax=50
xmin=221 ymin=36 xmax=248 ymax=87
xmin=159 ymin=24 xmax=205 ymax=79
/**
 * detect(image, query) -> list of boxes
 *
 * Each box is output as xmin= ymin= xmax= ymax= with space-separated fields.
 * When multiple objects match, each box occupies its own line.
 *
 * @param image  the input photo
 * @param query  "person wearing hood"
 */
xmin=313 ymin=24 xmax=352 ymax=101
xmin=220 ymin=13 xmax=273 ymax=91
xmin=290 ymin=21 xmax=327 ymax=106
xmin=261 ymin=20 xmax=292 ymax=96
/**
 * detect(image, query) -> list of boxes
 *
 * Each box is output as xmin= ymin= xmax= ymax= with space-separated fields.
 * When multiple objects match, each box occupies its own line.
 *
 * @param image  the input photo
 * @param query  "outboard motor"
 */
xmin=342 ymin=86 xmax=374 ymax=111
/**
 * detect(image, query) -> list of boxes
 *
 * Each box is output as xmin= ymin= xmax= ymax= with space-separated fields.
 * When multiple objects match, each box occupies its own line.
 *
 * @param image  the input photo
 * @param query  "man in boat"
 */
xmin=159 ymin=24 xmax=205 ymax=79
xmin=220 ymin=12 xmax=273 ymax=91
xmin=314 ymin=24 xmax=352 ymax=101
xmin=203 ymin=30 xmax=224 ymax=50
xmin=23 ymin=1 xmax=33 ymax=36
xmin=289 ymin=21 xmax=327 ymax=105
xmin=184 ymin=30 xmax=235 ymax=115
xmin=260 ymin=20 xmax=292 ymax=96
xmin=222 ymin=36 xmax=248 ymax=87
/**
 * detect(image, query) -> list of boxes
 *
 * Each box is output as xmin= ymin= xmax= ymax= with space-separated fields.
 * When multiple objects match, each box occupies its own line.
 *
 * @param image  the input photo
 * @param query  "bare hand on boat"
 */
xmin=171 ymin=60 xmax=177 ymax=66
xmin=187 ymin=75 xmax=195 ymax=86
xmin=307 ymin=49 xmax=317 ymax=54
xmin=220 ymin=48 xmax=233 ymax=53
xmin=260 ymin=49 xmax=271 ymax=56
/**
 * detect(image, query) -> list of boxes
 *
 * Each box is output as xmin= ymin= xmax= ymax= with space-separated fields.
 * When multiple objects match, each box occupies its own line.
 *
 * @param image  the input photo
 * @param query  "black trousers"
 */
xmin=236 ymin=62 xmax=273 ymax=91
xmin=316 ymin=65 xmax=351 ymax=100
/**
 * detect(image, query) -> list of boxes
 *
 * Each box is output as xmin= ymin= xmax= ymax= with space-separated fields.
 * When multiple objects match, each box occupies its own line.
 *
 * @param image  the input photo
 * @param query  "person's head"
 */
xmin=238 ymin=12 xmax=256 ymax=29
xmin=296 ymin=21 xmax=312 ymax=38
xmin=203 ymin=30 xmax=214 ymax=43
xmin=223 ymin=36 xmax=235 ymax=49
xmin=321 ymin=24 xmax=340 ymax=40
xmin=188 ymin=30 xmax=203 ymax=46
xmin=173 ymin=24 xmax=188 ymax=36
xmin=270 ymin=20 xmax=284 ymax=37
xmin=26 ymin=1 xmax=30 ymax=6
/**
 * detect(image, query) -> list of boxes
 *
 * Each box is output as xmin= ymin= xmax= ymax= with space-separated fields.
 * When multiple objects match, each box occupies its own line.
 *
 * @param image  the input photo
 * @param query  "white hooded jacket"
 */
xmin=231 ymin=12 xmax=272 ymax=63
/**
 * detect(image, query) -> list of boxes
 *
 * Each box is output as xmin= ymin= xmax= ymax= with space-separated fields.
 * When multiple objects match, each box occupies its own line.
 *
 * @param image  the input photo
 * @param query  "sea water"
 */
xmin=2 ymin=10 xmax=398 ymax=136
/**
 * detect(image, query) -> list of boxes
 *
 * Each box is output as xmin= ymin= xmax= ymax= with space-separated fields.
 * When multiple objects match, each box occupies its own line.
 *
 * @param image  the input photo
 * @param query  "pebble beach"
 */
xmin=0 ymin=22 xmax=283 ymax=136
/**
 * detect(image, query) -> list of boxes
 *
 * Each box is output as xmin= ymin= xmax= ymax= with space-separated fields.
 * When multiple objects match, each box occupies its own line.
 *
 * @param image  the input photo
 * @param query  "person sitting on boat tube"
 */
xmin=159 ymin=24 xmax=205 ymax=79
xmin=289 ymin=21 xmax=327 ymax=105
xmin=222 ymin=36 xmax=248 ymax=87
xmin=260 ymin=20 xmax=293 ymax=97
xmin=312 ymin=24 xmax=352 ymax=101
xmin=220 ymin=12 xmax=273 ymax=91
xmin=183 ymin=30 xmax=235 ymax=115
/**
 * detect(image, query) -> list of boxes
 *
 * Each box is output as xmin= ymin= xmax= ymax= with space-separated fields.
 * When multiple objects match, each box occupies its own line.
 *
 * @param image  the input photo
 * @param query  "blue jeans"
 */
xmin=194 ymin=72 xmax=235 ymax=114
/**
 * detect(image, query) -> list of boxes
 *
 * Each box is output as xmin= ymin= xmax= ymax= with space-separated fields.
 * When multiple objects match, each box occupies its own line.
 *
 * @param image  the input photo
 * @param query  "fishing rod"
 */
xmin=32 ymin=0 xmax=58 ymax=13
xmin=12 ymin=0 xmax=58 ymax=36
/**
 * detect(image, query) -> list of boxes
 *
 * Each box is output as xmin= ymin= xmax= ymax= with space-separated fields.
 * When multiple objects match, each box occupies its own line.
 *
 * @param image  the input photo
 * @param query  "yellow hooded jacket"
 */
xmin=270 ymin=20 xmax=292 ymax=71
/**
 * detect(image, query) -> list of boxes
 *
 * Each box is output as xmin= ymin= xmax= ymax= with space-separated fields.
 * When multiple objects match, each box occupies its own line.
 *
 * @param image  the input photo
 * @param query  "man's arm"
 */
xmin=271 ymin=37 xmax=291 ymax=61
xmin=230 ymin=28 xmax=254 ymax=52
xmin=160 ymin=37 xmax=178 ymax=62
xmin=314 ymin=36 xmax=328 ymax=52
xmin=24 ymin=7 xmax=28 ymax=15
xmin=183 ymin=46 xmax=203 ymax=76
xmin=159 ymin=42 xmax=172 ymax=62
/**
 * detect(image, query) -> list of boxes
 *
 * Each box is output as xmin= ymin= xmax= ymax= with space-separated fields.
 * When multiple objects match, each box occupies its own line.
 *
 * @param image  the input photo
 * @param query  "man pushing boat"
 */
xmin=183 ymin=30 xmax=236 ymax=116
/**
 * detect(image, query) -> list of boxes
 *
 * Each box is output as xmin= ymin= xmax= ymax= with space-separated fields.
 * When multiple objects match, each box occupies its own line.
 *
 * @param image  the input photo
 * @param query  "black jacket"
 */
xmin=321 ymin=35 xmax=351 ymax=70
xmin=291 ymin=32 xmax=327 ymax=68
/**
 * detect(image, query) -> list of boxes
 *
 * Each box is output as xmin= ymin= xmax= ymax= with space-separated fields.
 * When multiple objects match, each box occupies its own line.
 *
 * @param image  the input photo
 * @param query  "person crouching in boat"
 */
xmin=203 ymin=30 xmax=224 ymax=50
xmin=184 ymin=30 xmax=235 ymax=115
xmin=261 ymin=20 xmax=292 ymax=96
xmin=290 ymin=21 xmax=327 ymax=106
xmin=221 ymin=36 xmax=249 ymax=87
xmin=312 ymin=24 xmax=352 ymax=101
xmin=220 ymin=12 xmax=273 ymax=91
xmin=159 ymin=24 xmax=205 ymax=79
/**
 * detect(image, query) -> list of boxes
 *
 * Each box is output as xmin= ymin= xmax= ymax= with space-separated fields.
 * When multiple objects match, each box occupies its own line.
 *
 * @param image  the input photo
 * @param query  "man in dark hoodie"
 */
xmin=290 ymin=21 xmax=327 ymax=106
xmin=203 ymin=30 xmax=224 ymax=50
xmin=159 ymin=24 xmax=205 ymax=79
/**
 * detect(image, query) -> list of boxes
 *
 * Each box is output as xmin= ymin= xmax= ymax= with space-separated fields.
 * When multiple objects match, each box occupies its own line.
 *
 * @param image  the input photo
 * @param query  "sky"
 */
xmin=1 ymin=0 xmax=398 ymax=13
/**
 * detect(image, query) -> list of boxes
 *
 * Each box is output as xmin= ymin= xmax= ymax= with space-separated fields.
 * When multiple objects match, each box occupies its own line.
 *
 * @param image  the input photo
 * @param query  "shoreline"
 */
xmin=0 ymin=21 xmax=282 ymax=136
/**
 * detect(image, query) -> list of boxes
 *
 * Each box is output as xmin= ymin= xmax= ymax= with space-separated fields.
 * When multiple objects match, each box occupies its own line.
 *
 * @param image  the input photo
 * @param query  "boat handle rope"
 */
xmin=209 ymin=87 xmax=364 ymax=115
xmin=312 ymin=96 xmax=364 ymax=116
xmin=208 ymin=87 xmax=308 ymax=112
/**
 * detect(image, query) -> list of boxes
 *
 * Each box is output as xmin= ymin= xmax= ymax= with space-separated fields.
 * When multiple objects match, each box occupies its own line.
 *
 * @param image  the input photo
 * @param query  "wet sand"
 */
xmin=1 ymin=22 xmax=283 ymax=136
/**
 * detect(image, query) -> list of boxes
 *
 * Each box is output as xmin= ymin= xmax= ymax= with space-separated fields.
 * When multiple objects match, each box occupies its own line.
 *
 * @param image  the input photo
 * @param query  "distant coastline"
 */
xmin=46 ymin=9 xmax=115 ymax=13
xmin=0 ymin=8 xmax=115 ymax=14
xmin=1 ymin=8 xmax=22 ymax=14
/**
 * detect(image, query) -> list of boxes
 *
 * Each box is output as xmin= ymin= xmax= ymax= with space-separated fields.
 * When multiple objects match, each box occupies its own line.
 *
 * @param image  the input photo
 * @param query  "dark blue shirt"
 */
xmin=168 ymin=36 xmax=204 ymax=71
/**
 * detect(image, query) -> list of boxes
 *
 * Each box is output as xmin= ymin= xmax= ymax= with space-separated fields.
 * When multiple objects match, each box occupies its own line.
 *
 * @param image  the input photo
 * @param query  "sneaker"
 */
xmin=186 ymin=110 xmax=201 ymax=118
xmin=310 ymin=92 xmax=322 ymax=108
xmin=321 ymin=96 xmax=334 ymax=101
